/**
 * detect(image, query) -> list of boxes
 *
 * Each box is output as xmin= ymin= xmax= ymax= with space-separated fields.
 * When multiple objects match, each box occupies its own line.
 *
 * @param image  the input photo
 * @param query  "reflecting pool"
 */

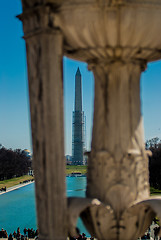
xmin=0 ymin=177 xmax=90 ymax=236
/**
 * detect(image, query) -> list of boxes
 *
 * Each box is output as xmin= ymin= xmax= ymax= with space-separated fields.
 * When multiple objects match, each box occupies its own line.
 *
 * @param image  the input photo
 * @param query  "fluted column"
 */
xmin=68 ymin=61 xmax=154 ymax=240
xmin=18 ymin=3 xmax=67 ymax=240
xmin=87 ymin=61 xmax=149 ymax=214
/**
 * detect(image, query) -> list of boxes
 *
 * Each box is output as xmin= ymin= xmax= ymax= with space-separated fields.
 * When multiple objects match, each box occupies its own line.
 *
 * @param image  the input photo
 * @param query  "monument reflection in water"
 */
xmin=0 ymin=177 xmax=89 ymax=236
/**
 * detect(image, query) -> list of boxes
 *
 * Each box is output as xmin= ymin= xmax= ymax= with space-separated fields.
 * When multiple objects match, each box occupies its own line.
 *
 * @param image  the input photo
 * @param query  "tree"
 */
xmin=146 ymin=138 xmax=161 ymax=189
xmin=0 ymin=145 xmax=32 ymax=180
xmin=145 ymin=137 xmax=160 ymax=149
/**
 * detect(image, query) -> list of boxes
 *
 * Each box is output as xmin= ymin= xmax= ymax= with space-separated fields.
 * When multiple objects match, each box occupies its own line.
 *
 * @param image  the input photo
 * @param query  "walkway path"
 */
xmin=0 ymin=181 xmax=34 ymax=196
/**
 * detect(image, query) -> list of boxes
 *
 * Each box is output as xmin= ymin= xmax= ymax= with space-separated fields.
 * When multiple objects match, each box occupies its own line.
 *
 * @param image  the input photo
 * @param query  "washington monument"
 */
xmin=72 ymin=68 xmax=85 ymax=165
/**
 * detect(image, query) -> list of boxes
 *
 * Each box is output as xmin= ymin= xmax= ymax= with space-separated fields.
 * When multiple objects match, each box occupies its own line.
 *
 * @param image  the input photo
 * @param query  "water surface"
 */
xmin=0 ymin=177 xmax=90 ymax=236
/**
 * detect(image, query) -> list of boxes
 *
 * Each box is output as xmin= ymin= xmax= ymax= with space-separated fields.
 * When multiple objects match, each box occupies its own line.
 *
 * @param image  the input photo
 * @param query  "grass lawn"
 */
xmin=0 ymin=175 xmax=34 ymax=189
xmin=150 ymin=187 xmax=161 ymax=195
xmin=66 ymin=165 xmax=87 ymax=175
xmin=3 ymin=167 xmax=161 ymax=196
xmin=0 ymin=166 xmax=87 ymax=189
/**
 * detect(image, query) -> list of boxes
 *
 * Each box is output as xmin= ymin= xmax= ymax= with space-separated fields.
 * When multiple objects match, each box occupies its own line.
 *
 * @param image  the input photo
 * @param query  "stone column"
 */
xmin=87 ymin=61 xmax=149 ymax=214
xmin=18 ymin=5 xmax=67 ymax=240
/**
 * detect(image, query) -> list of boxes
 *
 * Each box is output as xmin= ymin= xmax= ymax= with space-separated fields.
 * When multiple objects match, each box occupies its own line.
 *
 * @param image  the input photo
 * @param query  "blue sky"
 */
xmin=0 ymin=1 xmax=161 ymax=155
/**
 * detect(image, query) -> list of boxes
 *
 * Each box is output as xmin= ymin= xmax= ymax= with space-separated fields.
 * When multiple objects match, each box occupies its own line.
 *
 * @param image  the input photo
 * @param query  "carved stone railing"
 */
xmin=18 ymin=1 xmax=161 ymax=240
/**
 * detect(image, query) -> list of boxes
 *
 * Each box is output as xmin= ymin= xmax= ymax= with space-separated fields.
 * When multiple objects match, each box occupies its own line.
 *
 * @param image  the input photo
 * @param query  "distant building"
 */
xmin=23 ymin=149 xmax=32 ymax=159
xmin=23 ymin=149 xmax=34 ymax=175
xmin=65 ymin=155 xmax=72 ymax=165
xmin=28 ymin=168 xmax=34 ymax=176
xmin=72 ymin=68 xmax=86 ymax=165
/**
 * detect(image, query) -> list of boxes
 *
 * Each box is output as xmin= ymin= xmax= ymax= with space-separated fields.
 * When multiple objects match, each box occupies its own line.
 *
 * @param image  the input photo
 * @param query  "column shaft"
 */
xmin=26 ymin=31 xmax=67 ymax=240
xmin=87 ymin=62 xmax=149 ymax=212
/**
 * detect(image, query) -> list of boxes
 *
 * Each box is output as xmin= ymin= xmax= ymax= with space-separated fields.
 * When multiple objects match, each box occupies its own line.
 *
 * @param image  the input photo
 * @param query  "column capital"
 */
xmin=88 ymin=58 xmax=147 ymax=73
xmin=20 ymin=0 xmax=62 ymax=11
xmin=97 ymin=0 xmax=126 ymax=7
xmin=17 ymin=3 xmax=61 ymax=39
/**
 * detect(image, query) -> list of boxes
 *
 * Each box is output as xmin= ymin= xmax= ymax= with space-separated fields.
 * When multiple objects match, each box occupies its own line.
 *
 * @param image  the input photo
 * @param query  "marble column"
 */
xmin=18 ymin=4 xmax=67 ymax=240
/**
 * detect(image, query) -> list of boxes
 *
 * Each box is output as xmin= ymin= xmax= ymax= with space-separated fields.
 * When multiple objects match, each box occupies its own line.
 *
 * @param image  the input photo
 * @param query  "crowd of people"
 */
xmin=0 ymin=227 xmax=94 ymax=240
xmin=0 ymin=179 xmax=34 ymax=194
xmin=0 ymin=228 xmax=8 ymax=238
xmin=69 ymin=228 xmax=94 ymax=240
xmin=0 ymin=186 xmax=6 ymax=192
xmin=141 ymin=226 xmax=160 ymax=240
xmin=0 ymin=227 xmax=38 ymax=239
xmin=19 ymin=179 xmax=34 ymax=184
